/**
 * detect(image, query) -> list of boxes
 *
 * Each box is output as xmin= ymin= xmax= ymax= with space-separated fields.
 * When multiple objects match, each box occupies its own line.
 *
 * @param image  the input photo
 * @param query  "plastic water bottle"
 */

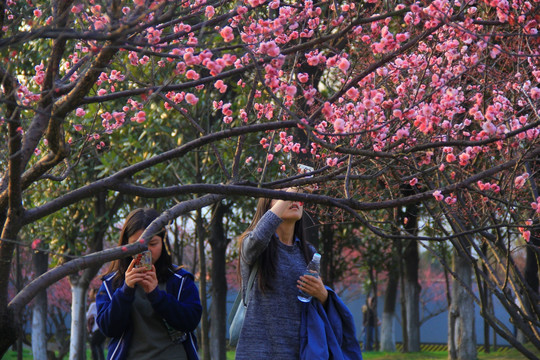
xmin=298 ymin=253 xmax=321 ymax=302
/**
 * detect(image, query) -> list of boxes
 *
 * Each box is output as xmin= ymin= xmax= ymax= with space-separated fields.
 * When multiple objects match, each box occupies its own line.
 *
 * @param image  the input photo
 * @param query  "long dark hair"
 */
xmin=239 ymin=197 xmax=313 ymax=292
xmin=105 ymin=208 xmax=175 ymax=288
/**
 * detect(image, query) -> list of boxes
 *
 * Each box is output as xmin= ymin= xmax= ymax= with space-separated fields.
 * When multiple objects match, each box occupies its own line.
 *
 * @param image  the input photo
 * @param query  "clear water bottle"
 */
xmin=298 ymin=253 xmax=321 ymax=302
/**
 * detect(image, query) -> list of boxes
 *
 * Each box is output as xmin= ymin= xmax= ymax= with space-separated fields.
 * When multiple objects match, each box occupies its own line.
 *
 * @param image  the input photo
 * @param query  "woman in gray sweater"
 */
xmin=235 ymin=188 xmax=328 ymax=359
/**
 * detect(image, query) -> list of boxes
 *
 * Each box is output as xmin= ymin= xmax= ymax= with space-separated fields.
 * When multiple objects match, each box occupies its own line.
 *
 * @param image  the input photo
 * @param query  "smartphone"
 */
xmin=298 ymin=164 xmax=314 ymax=177
xmin=133 ymin=250 xmax=152 ymax=271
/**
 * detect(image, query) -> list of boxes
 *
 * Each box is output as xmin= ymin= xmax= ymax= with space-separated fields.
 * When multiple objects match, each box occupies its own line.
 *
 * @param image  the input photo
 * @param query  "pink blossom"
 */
xmin=139 ymin=55 xmax=150 ymax=65
xmin=34 ymin=9 xmax=42 ymax=17
xmin=396 ymin=128 xmax=409 ymax=140
xmin=267 ymin=154 xmax=274 ymax=161
xmin=245 ymin=156 xmax=253 ymax=164
xmin=446 ymin=153 xmax=456 ymax=162
xmin=285 ymin=85 xmax=297 ymax=99
xmin=186 ymin=70 xmax=200 ymax=80
xmin=396 ymin=32 xmax=409 ymax=42
xmin=31 ymin=239 xmax=42 ymax=250
xmin=73 ymin=124 xmax=83 ymax=132
xmin=134 ymin=0 xmax=145 ymax=7
xmin=477 ymin=181 xmax=487 ymax=191
xmin=298 ymin=73 xmax=309 ymax=83
xmin=445 ymin=196 xmax=457 ymax=205
xmin=530 ymin=87 xmax=540 ymax=100
xmin=130 ymin=111 xmax=146 ymax=123
xmin=75 ymin=108 xmax=86 ymax=117
xmin=514 ymin=173 xmax=529 ymax=189
xmin=433 ymin=190 xmax=444 ymax=201
xmin=97 ymin=89 xmax=107 ymax=96
xmin=521 ymin=230 xmax=531 ymax=242
xmin=409 ymin=178 xmax=418 ymax=186
xmin=185 ymin=93 xmax=199 ymax=105
xmin=334 ymin=118 xmax=345 ymax=133
xmin=326 ymin=157 xmax=338 ymax=166
xmin=260 ymin=41 xmax=280 ymax=57
xmin=458 ymin=153 xmax=470 ymax=166
xmin=346 ymin=87 xmax=359 ymax=100
xmin=337 ymin=58 xmax=350 ymax=74
xmin=531 ymin=198 xmax=540 ymax=213
xmin=482 ymin=121 xmax=497 ymax=135
xmin=205 ymin=6 xmax=215 ymax=19
xmin=71 ymin=5 xmax=83 ymax=13
xmin=214 ymin=80 xmax=228 ymax=93
xmin=220 ymin=26 xmax=234 ymax=42
xmin=94 ymin=20 xmax=105 ymax=30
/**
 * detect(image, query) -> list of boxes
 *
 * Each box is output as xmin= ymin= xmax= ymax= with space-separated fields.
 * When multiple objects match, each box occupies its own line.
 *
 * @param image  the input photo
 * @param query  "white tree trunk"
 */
xmin=32 ymin=250 xmax=48 ymax=360
xmin=31 ymin=294 xmax=48 ymax=360
xmin=69 ymin=284 xmax=87 ymax=360
xmin=405 ymin=279 xmax=420 ymax=351
xmin=380 ymin=311 xmax=396 ymax=351
xmin=448 ymin=246 xmax=476 ymax=360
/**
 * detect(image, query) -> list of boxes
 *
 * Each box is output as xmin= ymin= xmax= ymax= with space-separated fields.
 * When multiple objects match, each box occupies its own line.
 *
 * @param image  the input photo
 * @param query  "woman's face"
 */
xmin=128 ymin=229 xmax=163 ymax=265
xmin=270 ymin=199 xmax=303 ymax=222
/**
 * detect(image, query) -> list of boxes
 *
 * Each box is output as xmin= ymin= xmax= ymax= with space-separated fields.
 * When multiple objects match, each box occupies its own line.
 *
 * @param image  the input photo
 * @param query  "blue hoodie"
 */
xmin=96 ymin=267 xmax=202 ymax=360
xmin=300 ymin=287 xmax=363 ymax=360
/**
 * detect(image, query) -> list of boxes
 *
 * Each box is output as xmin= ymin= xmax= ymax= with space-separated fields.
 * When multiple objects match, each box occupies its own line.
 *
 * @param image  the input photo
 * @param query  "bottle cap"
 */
xmin=313 ymin=253 xmax=321 ymax=261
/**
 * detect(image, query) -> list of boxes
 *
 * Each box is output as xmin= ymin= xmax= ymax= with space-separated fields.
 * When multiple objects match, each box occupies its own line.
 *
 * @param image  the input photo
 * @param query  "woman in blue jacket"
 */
xmin=96 ymin=208 xmax=202 ymax=360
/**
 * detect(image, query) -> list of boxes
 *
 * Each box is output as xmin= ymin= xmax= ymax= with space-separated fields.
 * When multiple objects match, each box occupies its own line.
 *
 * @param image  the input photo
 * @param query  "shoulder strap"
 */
xmin=228 ymin=261 xmax=259 ymax=325
xmin=244 ymin=261 xmax=259 ymax=306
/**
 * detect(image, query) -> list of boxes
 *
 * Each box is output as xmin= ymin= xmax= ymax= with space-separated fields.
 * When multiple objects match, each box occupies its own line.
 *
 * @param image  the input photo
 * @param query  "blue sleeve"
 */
xmin=96 ymin=281 xmax=135 ymax=338
xmin=147 ymin=275 xmax=202 ymax=332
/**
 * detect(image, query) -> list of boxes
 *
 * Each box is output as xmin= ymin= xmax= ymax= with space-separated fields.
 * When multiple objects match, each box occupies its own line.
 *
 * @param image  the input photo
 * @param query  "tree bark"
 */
xmin=196 ymin=207 xmax=210 ymax=360
xmin=381 ymin=240 xmax=399 ymax=351
xmin=31 ymin=249 xmax=48 ymax=360
xmin=448 ymin=240 xmax=476 ymax=360
xmin=208 ymin=201 xmax=229 ymax=360
xmin=69 ymin=284 xmax=87 ymax=360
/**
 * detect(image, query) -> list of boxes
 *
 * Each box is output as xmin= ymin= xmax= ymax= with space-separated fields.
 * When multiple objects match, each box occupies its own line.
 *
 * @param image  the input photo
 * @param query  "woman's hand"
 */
xmin=125 ymin=259 xmax=148 ymax=288
xmin=297 ymin=274 xmax=328 ymax=305
xmin=139 ymin=265 xmax=158 ymax=293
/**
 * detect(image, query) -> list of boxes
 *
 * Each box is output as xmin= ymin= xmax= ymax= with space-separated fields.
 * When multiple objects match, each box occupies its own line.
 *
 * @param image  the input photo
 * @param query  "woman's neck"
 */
xmin=276 ymin=222 xmax=295 ymax=246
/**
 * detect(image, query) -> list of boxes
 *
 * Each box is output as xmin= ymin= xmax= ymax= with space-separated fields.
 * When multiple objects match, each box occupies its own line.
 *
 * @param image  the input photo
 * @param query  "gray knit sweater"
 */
xmin=235 ymin=211 xmax=310 ymax=360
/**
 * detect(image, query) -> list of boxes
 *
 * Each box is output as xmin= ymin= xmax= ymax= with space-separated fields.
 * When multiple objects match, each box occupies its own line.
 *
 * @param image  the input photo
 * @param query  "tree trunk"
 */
xmin=404 ymin=240 xmax=420 ymax=352
xmin=31 ymin=250 xmax=48 ymax=360
xmin=400 ymin=186 xmax=420 ymax=352
xmin=320 ymin=224 xmax=334 ymax=287
xmin=0 ymin=216 xmax=21 ymax=355
xmin=208 ymin=202 xmax=229 ymax=360
xmin=196 ymin=208 xmax=210 ymax=360
xmin=448 ymin=241 xmax=476 ymax=360
xmin=399 ymin=240 xmax=408 ymax=353
xmin=381 ymin=241 xmax=399 ymax=351
xmin=69 ymin=283 xmax=87 ymax=360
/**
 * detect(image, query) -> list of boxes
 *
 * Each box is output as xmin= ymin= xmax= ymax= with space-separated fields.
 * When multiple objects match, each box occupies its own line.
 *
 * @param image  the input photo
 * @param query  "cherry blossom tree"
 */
xmin=1 ymin=0 xmax=539 ymax=358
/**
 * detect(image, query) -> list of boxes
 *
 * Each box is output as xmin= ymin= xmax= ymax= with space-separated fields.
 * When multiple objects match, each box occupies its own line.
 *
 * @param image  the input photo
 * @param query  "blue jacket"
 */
xmin=300 ymin=287 xmax=362 ymax=360
xmin=96 ymin=267 xmax=202 ymax=360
